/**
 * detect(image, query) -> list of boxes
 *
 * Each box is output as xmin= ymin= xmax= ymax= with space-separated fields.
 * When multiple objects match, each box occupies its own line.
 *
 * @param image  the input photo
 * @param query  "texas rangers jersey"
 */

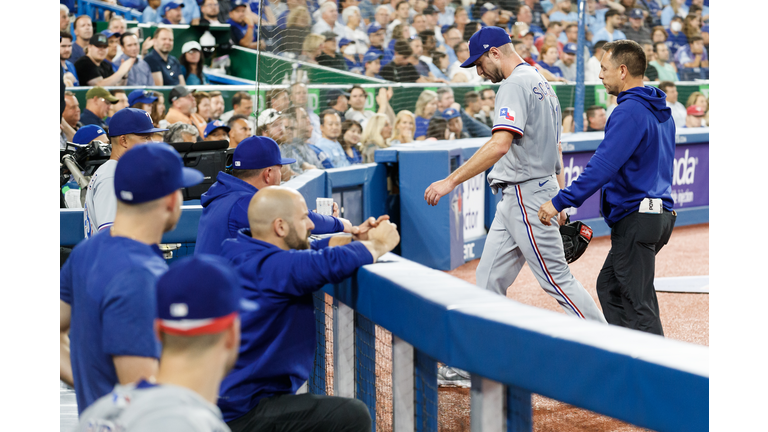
xmin=77 ymin=380 xmax=230 ymax=432
xmin=84 ymin=160 xmax=117 ymax=238
xmin=489 ymin=63 xmax=562 ymax=186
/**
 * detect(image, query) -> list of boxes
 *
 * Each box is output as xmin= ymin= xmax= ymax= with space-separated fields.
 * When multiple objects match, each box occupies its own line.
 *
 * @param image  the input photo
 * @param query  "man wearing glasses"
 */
xmin=81 ymin=86 xmax=119 ymax=130
xmin=200 ymin=0 xmax=222 ymax=24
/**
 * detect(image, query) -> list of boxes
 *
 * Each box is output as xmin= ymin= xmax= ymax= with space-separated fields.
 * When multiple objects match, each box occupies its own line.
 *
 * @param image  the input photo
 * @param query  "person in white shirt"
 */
xmin=312 ymin=2 xmax=345 ymax=41
xmin=584 ymin=40 xmax=607 ymax=83
xmin=341 ymin=6 xmax=370 ymax=54
xmin=658 ymin=81 xmax=686 ymax=130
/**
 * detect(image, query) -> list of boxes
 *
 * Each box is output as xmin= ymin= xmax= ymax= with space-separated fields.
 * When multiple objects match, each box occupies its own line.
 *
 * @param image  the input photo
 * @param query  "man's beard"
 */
xmin=285 ymin=224 xmax=311 ymax=250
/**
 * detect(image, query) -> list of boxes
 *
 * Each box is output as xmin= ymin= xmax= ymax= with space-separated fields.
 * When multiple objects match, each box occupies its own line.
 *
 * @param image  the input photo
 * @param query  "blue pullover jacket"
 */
xmin=551 ymin=86 xmax=676 ymax=227
xmin=217 ymin=229 xmax=374 ymax=421
xmin=195 ymin=172 xmax=345 ymax=256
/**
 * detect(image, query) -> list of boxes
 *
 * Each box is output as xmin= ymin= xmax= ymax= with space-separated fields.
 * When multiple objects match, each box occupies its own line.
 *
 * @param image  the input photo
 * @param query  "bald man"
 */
xmin=218 ymin=186 xmax=398 ymax=432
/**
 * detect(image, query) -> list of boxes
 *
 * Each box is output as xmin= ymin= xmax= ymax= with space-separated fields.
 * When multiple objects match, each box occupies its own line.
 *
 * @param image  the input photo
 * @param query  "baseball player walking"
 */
xmin=77 ymin=255 xmax=242 ymax=431
xmin=539 ymin=40 xmax=676 ymax=336
xmin=61 ymin=143 xmax=203 ymax=414
xmin=424 ymin=27 xmax=605 ymax=324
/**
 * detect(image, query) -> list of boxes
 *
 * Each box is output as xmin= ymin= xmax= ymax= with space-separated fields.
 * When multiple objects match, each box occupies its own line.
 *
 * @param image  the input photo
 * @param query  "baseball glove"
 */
xmin=560 ymin=216 xmax=593 ymax=263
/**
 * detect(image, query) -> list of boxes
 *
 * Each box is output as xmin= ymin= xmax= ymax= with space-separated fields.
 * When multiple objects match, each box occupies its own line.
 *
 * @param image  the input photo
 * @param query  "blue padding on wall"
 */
xmin=329 ymin=254 xmax=708 ymax=432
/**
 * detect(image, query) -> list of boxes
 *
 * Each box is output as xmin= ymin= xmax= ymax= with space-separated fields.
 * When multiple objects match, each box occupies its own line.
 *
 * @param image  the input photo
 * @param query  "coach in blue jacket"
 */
xmin=195 ymin=136 xmax=357 ymax=257
xmin=218 ymin=186 xmax=399 ymax=431
xmin=538 ymin=40 xmax=677 ymax=336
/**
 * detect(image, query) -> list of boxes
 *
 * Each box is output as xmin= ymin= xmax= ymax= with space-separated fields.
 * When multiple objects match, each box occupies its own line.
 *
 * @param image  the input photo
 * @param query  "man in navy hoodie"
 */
xmin=538 ymin=40 xmax=676 ymax=336
xmin=218 ymin=186 xmax=400 ymax=431
xmin=195 ymin=136 xmax=360 ymax=257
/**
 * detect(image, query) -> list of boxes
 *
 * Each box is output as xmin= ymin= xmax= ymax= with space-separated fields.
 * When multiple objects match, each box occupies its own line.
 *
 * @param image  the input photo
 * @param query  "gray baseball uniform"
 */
xmin=77 ymin=382 xmax=230 ymax=432
xmin=84 ymin=160 xmax=117 ymax=239
xmin=475 ymin=63 xmax=605 ymax=323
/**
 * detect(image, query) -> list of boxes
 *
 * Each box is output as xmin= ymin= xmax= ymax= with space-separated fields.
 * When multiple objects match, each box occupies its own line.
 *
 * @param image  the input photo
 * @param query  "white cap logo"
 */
xmin=145 ymin=112 xmax=152 ymax=120
xmin=235 ymin=161 xmax=241 ymax=167
xmin=170 ymin=303 xmax=189 ymax=317
xmin=484 ymin=44 xmax=489 ymax=49
xmin=120 ymin=191 xmax=134 ymax=201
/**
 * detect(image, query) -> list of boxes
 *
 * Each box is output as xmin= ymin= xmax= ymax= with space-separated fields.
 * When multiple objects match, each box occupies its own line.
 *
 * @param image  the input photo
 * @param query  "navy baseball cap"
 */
xmin=629 ymin=8 xmax=643 ymax=19
xmin=326 ymin=88 xmax=350 ymax=105
xmin=231 ymin=0 xmax=247 ymax=9
xmin=233 ymin=136 xmax=295 ymax=170
xmin=480 ymin=3 xmax=498 ymax=15
xmin=364 ymin=51 xmax=382 ymax=63
xmin=563 ymin=43 xmax=577 ymax=55
xmin=423 ymin=5 xmax=438 ymax=15
xmin=339 ymin=38 xmax=354 ymax=48
xmin=367 ymin=23 xmax=383 ymax=34
xmin=163 ymin=1 xmax=184 ymax=15
xmin=114 ymin=143 xmax=204 ymax=204
xmin=89 ymin=33 xmax=109 ymax=48
xmin=128 ymin=89 xmax=158 ymax=106
xmin=204 ymin=120 xmax=231 ymax=138
xmin=108 ymin=108 xmax=167 ymax=137
xmin=73 ymin=125 xmax=107 ymax=144
xmin=441 ymin=108 xmax=460 ymax=120
xmin=100 ymin=29 xmax=120 ymax=39
xmin=460 ymin=26 xmax=512 ymax=68
xmin=156 ymin=255 xmax=243 ymax=337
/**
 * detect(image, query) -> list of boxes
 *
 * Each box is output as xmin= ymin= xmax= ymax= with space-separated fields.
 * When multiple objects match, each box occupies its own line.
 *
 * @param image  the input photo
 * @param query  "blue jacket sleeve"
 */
xmin=460 ymin=108 xmax=492 ymax=138
xmin=552 ymin=108 xmax=643 ymax=211
xmin=310 ymin=236 xmax=332 ymax=250
xmin=60 ymin=256 xmax=73 ymax=305
xmin=229 ymin=195 xmax=252 ymax=238
xmin=309 ymin=212 xmax=345 ymax=234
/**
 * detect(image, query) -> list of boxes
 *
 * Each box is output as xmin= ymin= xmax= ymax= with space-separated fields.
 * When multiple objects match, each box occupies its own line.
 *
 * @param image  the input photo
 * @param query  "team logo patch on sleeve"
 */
xmin=499 ymin=107 xmax=515 ymax=122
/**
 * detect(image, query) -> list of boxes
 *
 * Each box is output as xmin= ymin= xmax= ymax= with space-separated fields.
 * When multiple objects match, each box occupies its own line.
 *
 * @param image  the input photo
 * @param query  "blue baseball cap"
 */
xmin=163 ymin=1 xmax=184 ymax=15
xmin=563 ymin=43 xmax=577 ymax=55
xmin=73 ymin=125 xmax=107 ymax=144
xmin=460 ymin=26 xmax=512 ymax=68
xmin=629 ymin=8 xmax=643 ymax=19
xmin=339 ymin=37 xmax=354 ymax=48
xmin=480 ymin=3 xmax=498 ymax=15
xmin=367 ymin=23 xmax=384 ymax=34
xmin=128 ymin=89 xmax=158 ymax=106
xmin=156 ymin=255 xmax=243 ymax=336
xmin=114 ymin=143 xmax=204 ymax=204
xmin=108 ymin=108 xmax=167 ymax=137
xmin=233 ymin=136 xmax=296 ymax=170
xmin=231 ymin=0 xmax=248 ymax=8
xmin=441 ymin=108 xmax=460 ymax=120
xmin=100 ymin=29 xmax=120 ymax=39
xmin=364 ymin=51 xmax=382 ymax=64
xmin=204 ymin=120 xmax=231 ymax=138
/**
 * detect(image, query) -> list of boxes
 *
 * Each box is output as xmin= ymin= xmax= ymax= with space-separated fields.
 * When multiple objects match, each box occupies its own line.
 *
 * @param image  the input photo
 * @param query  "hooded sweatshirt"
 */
xmin=195 ymin=172 xmax=345 ymax=256
xmin=551 ymin=86 xmax=676 ymax=227
xmin=217 ymin=229 xmax=373 ymax=422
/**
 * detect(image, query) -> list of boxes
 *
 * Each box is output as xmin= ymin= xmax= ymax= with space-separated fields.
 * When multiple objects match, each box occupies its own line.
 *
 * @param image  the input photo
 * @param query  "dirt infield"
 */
xmin=439 ymin=223 xmax=709 ymax=431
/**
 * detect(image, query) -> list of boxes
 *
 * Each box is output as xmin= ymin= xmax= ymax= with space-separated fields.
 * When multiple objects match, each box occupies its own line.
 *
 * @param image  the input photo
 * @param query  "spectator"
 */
xmin=431 ymin=0 xmax=454 ymax=27
xmin=451 ymin=6 xmax=469 ymax=37
xmin=291 ymin=82 xmax=322 ymax=145
xmin=204 ymin=120 xmax=231 ymax=142
xmin=62 ymin=143 xmax=197 ymax=414
xmin=585 ymin=105 xmax=607 ymax=131
xmin=440 ymin=87 xmax=492 ymax=138
xmin=685 ymin=91 xmax=708 ymax=127
xmin=592 ymin=10 xmax=626 ymax=43
xmin=342 ymin=6 xmax=369 ymax=53
xmin=557 ymin=24 xmax=590 ymax=59
xmin=548 ymin=0 xmax=578 ymax=25
xmin=218 ymin=186 xmax=396 ymax=429
xmin=106 ymin=90 xmax=130 ymax=124
xmin=341 ymin=39 xmax=365 ymax=73
xmin=317 ymin=32 xmax=350 ymax=70
xmin=80 ymin=87 xmax=119 ymax=130
xmin=150 ymin=91 xmax=167 ymax=128
xmin=408 ymin=36 xmax=437 ymax=80
xmin=443 ymin=27 xmax=463 ymax=65
xmin=449 ymin=42 xmax=483 ymax=83
xmin=200 ymin=0 xmax=222 ymax=24
xmin=701 ymin=22 xmax=708 ymax=53
xmin=62 ymin=92 xmax=82 ymax=131
xmin=72 ymin=124 xmax=108 ymax=146
xmin=537 ymin=43 xmax=565 ymax=79
xmin=209 ymin=91 xmax=226 ymax=120
xmin=275 ymin=7 xmax=312 ymax=56
xmin=534 ymin=21 xmax=564 ymax=53
xmin=314 ymin=109 xmax=351 ymax=168
xmin=128 ymin=89 xmax=157 ymax=113
xmin=194 ymin=92 xmax=212 ymax=124
xmin=281 ymin=106 xmax=324 ymax=173
xmin=426 ymin=117 xmax=449 ymax=140
xmin=428 ymin=51 xmax=450 ymax=81
xmin=220 ymin=91 xmax=255 ymax=128
xmin=367 ymin=23 xmax=386 ymax=58
xmin=442 ymin=107 xmax=467 ymax=139
xmin=326 ymin=88 xmax=351 ymax=118
xmin=360 ymin=113 xmax=393 ymax=162
xmin=346 ymin=86 xmax=393 ymax=129
xmin=584 ymin=40 xmax=607 ymax=82
xmin=422 ymin=7 xmax=443 ymax=46
xmin=463 ymin=90 xmax=492 ymax=129
xmin=480 ymin=87 xmax=496 ymax=115
xmin=60 ymin=32 xmax=80 ymax=87
xmin=340 ymin=119 xmax=364 ymax=164
xmin=141 ymin=0 xmax=162 ymax=24
xmin=658 ymin=81 xmax=686 ymax=130
xmin=266 ymin=88 xmax=291 ymax=113
xmin=517 ymin=4 xmax=544 ymax=37
xmin=145 ymin=28 xmax=185 ymax=86
xmin=478 ymin=3 xmax=500 ymax=28
xmin=312 ymin=1 xmax=345 ymax=40
xmin=75 ymin=34 xmax=133 ymax=87
xmin=463 ymin=20 xmax=483 ymax=43
xmin=299 ymin=33 xmax=325 ymax=64
xmin=101 ymin=30 xmax=122 ymax=68
xmin=660 ymin=0 xmax=685 ymax=27
xmin=665 ymin=15 xmax=687 ymax=56
xmin=161 ymin=2 xmax=184 ymax=24
xmin=554 ymin=42 xmax=577 ymax=81
xmin=684 ymin=105 xmax=705 ymax=128
xmin=413 ymin=89 xmax=437 ymax=140
xmin=228 ymin=0 xmax=265 ymax=50
xmin=373 ymin=6 xmax=392 ymax=44
xmin=77 ymin=255 xmax=241 ymax=432
xmin=562 ymin=106 xmax=575 ymax=133
xmin=61 ymin=4 xmax=71 ymax=32
xmin=388 ymin=109 xmax=415 ymax=145
xmin=179 ymin=41 xmax=208 ymax=85
xmin=622 ymin=8 xmax=651 ymax=44
xmin=177 ymin=0 xmax=202 ymax=24
xmin=381 ymin=39 xmax=424 ymax=82
xmin=682 ymin=13 xmax=702 ymax=40
xmin=165 ymin=86 xmax=206 ymax=136
xmin=641 ymin=42 xmax=658 ymax=81
xmin=649 ymin=42 xmax=678 ymax=81
xmin=71 ymin=15 xmax=93 ymax=63
xmin=363 ymin=51 xmax=384 ymax=78
xmin=228 ymin=114 xmax=252 ymax=148
xmin=674 ymin=35 xmax=707 ymax=75
xmin=387 ymin=1 xmax=412 ymax=41
xmin=651 ymin=25 xmax=667 ymax=44
xmin=111 ymin=33 xmax=154 ymax=86
xmin=410 ymin=13 xmax=427 ymax=38
xmin=419 ymin=29 xmax=437 ymax=62
xmin=521 ymin=30 xmax=539 ymax=61
xmin=276 ymin=0 xmax=307 ymax=28
xmin=256 ymin=109 xmax=289 ymax=149
xmin=164 ymin=122 xmax=201 ymax=142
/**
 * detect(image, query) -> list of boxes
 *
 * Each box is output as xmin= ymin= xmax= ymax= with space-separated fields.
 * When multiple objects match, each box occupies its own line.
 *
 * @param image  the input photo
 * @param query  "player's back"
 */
xmin=489 ymin=63 xmax=562 ymax=186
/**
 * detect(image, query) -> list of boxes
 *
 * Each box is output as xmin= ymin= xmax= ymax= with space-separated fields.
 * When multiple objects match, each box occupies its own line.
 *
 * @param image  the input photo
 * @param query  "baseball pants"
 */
xmin=596 ymin=209 xmax=676 ymax=336
xmin=476 ymin=175 xmax=606 ymax=323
